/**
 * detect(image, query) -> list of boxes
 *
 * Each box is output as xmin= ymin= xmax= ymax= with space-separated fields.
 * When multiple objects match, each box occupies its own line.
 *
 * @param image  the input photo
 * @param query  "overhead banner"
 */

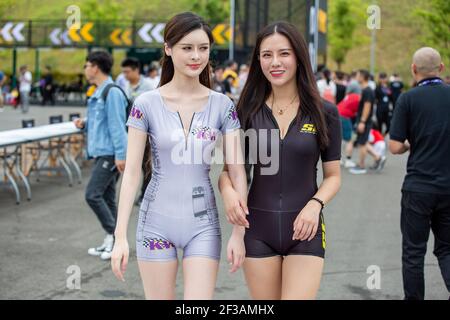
xmin=0 ymin=20 xmax=232 ymax=48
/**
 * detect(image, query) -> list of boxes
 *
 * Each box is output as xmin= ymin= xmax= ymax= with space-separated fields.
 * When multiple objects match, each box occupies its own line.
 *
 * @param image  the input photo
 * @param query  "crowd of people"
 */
xmin=211 ymin=60 xmax=249 ymax=102
xmin=0 ymin=65 xmax=84 ymax=112
xmin=314 ymin=68 xmax=409 ymax=174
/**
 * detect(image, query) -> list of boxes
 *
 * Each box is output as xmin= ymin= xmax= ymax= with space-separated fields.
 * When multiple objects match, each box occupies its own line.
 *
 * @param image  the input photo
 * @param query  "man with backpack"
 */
xmin=73 ymin=50 xmax=128 ymax=260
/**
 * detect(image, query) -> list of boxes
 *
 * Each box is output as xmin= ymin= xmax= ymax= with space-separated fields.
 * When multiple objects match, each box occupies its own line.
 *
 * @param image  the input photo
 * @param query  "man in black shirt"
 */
xmin=390 ymin=47 xmax=450 ymax=300
xmin=349 ymin=69 xmax=375 ymax=174
xmin=375 ymin=72 xmax=392 ymax=135
xmin=390 ymin=73 xmax=404 ymax=111
xmin=42 ymin=65 xmax=55 ymax=106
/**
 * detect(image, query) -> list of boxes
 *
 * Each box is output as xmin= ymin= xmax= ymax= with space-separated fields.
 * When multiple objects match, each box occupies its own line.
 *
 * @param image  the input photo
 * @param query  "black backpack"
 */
xmin=101 ymin=84 xmax=132 ymax=131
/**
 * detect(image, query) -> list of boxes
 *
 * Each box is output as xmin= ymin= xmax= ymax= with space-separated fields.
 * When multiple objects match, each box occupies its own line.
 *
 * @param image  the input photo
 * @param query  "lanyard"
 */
xmin=417 ymin=78 xmax=443 ymax=87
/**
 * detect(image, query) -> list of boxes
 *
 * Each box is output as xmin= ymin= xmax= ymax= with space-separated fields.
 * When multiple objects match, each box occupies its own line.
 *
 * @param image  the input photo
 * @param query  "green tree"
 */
xmin=80 ymin=0 xmax=123 ymax=20
xmin=415 ymin=0 xmax=450 ymax=64
xmin=191 ymin=0 xmax=230 ymax=23
xmin=328 ymin=0 xmax=366 ymax=70
xmin=0 ymin=0 xmax=14 ymax=18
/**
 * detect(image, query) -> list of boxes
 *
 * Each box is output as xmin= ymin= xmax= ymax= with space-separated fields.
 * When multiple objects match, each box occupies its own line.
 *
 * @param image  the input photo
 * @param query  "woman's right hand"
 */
xmin=111 ymin=238 xmax=129 ymax=282
xmin=222 ymin=186 xmax=249 ymax=227
xmin=227 ymin=230 xmax=246 ymax=273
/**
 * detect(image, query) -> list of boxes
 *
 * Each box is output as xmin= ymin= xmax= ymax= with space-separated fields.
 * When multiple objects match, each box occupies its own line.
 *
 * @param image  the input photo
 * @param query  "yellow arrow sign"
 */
xmin=80 ymin=22 xmax=94 ymax=42
xmin=68 ymin=26 xmax=81 ymax=42
xmin=68 ymin=22 xmax=94 ymax=42
xmin=224 ymin=26 xmax=231 ymax=42
xmin=121 ymin=28 xmax=132 ymax=46
xmin=110 ymin=28 xmax=122 ymax=45
xmin=213 ymin=24 xmax=227 ymax=45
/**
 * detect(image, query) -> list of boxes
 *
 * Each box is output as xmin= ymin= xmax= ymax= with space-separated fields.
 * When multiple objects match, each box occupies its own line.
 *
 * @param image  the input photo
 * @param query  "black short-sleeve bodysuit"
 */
xmin=243 ymin=100 xmax=341 ymax=258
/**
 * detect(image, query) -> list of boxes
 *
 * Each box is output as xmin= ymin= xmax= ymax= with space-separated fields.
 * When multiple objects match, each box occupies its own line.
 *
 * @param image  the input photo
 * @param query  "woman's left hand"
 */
xmin=293 ymin=200 xmax=322 ymax=241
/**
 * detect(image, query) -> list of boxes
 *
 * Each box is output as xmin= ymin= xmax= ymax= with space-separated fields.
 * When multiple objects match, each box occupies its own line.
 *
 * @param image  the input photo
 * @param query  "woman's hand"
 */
xmin=221 ymin=186 xmax=249 ymax=228
xmin=293 ymin=200 xmax=322 ymax=241
xmin=227 ymin=229 xmax=246 ymax=273
xmin=111 ymin=237 xmax=129 ymax=282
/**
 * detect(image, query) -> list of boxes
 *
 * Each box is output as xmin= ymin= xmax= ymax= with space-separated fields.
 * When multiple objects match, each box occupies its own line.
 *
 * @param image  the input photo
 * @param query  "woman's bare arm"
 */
xmin=313 ymin=160 xmax=341 ymax=205
xmin=114 ymin=127 xmax=147 ymax=240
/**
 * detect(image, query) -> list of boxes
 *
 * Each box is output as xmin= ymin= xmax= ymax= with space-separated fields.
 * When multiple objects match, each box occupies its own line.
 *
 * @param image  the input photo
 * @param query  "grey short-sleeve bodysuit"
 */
xmin=126 ymin=88 xmax=240 ymax=261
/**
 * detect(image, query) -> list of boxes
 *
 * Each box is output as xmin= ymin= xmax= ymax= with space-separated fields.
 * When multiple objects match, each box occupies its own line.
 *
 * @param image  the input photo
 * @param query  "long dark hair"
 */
xmin=323 ymin=68 xmax=332 ymax=85
xmin=144 ymin=12 xmax=214 ymax=180
xmin=159 ymin=12 xmax=214 ymax=88
xmin=237 ymin=21 xmax=330 ymax=149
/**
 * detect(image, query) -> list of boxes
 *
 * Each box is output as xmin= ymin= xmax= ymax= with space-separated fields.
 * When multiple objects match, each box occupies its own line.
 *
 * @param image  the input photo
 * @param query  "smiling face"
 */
xmin=259 ymin=33 xmax=298 ymax=88
xmin=165 ymin=28 xmax=211 ymax=80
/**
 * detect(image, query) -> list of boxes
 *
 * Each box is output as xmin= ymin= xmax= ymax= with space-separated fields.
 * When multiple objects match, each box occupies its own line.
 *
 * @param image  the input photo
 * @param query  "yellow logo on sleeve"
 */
xmin=300 ymin=124 xmax=317 ymax=134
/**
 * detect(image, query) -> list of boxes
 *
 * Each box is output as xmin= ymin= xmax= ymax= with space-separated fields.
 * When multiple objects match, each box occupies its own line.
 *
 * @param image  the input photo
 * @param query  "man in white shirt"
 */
xmin=115 ymin=72 xmax=128 ymax=91
xmin=121 ymin=57 xmax=154 ymax=102
xmin=145 ymin=65 xmax=160 ymax=90
xmin=19 ymin=65 xmax=32 ymax=114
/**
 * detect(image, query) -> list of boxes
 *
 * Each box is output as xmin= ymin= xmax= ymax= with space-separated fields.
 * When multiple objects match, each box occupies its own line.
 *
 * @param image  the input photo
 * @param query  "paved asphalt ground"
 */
xmin=0 ymin=105 xmax=448 ymax=300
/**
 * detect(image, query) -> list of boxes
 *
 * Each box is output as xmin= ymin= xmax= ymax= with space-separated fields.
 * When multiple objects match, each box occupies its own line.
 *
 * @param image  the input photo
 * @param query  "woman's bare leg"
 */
xmin=281 ymin=255 xmax=324 ymax=300
xmin=182 ymin=257 xmax=219 ymax=300
xmin=243 ymin=256 xmax=283 ymax=299
xmin=138 ymin=259 xmax=178 ymax=299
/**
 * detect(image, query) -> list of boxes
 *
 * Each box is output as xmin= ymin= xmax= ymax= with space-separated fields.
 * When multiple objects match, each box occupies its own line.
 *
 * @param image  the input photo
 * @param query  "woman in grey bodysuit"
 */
xmin=110 ymin=12 xmax=247 ymax=299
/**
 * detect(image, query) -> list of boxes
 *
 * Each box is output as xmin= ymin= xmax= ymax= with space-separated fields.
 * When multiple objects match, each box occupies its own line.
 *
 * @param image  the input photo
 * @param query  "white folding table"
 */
xmin=0 ymin=122 xmax=83 ymax=204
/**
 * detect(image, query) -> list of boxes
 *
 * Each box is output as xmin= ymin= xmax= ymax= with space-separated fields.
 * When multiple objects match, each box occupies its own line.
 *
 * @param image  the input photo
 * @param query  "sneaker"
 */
xmin=344 ymin=159 xmax=357 ymax=168
xmin=88 ymin=234 xmax=114 ymax=257
xmin=369 ymin=158 xmax=381 ymax=170
xmin=349 ymin=166 xmax=367 ymax=175
xmin=376 ymin=156 xmax=387 ymax=172
xmin=101 ymin=235 xmax=115 ymax=260
xmin=100 ymin=246 xmax=113 ymax=260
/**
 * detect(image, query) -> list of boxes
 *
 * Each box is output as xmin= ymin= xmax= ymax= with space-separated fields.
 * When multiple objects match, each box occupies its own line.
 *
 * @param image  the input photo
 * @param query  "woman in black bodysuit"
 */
xmin=219 ymin=22 xmax=342 ymax=299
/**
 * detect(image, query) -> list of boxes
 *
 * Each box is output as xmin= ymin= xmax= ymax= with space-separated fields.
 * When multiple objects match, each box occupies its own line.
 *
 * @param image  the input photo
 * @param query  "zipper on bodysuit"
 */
xmin=266 ymin=109 xmax=297 ymax=247
xmin=177 ymin=112 xmax=196 ymax=150
xmin=279 ymin=139 xmax=283 ymax=247
xmin=266 ymin=110 xmax=297 ymax=208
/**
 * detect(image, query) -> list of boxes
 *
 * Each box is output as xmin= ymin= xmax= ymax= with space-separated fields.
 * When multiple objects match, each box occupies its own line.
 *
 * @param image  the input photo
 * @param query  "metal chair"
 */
xmin=25 ymin=115 xmax=74 ymax=186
